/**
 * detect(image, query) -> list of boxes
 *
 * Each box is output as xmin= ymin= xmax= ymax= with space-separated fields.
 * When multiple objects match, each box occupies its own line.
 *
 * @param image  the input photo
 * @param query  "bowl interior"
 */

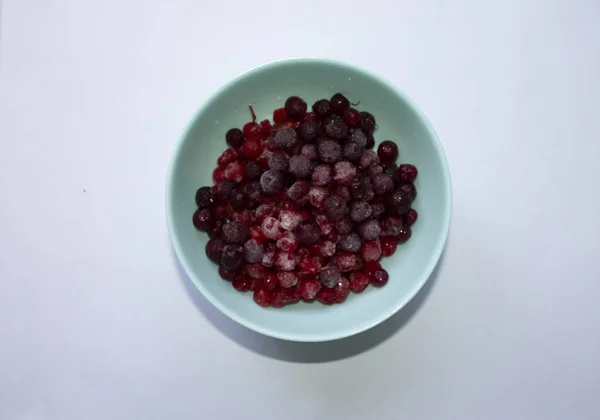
xmin=167 ymin=59 xmax=451 ymax=341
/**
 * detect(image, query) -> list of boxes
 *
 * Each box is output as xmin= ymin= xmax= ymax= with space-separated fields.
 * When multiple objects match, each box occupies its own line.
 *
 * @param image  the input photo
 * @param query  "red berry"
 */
xmin=276 ymin=231 xmax=299 ymax=252
xmin=362 ymin=260 xmax=382 ymax=278
xmin=343 ymin=108 xmax=361 ymax=127
xmin=258 ymin=120 xmax=272 ymax=139
xmin=331 ymin=277 xmax=350 ymax=302
xmin=253 ymin=286 xmax=272 ymax=307
xmin=298 ymin=256 xmax=323 ymax=276
xmin=193 ymin=208 xmax=216 ymax=231
xmin=398 ymin=164 xmax=418 ymax=183
xmin=403 ymin=209 xmax=418 ymax=227
xmin=359 ymin=240 xmax=381 ymax=262
xmin=217 ymin=148 xmax=239 ymax=167
xmin=302 ymin=112 xmax=318 ymax=123
xmin=214 ymin=203 xmax=230 ymax=220
xmin=212 ymin=167 xmax=225 ymax=184
xmin=232 ymin=275 xmax=254 ymax=292
xmin=273 ymin=108 xmax=288 ymax=124
xmin=299 ymin=278 xmax=322 ymax=301
xmin=380 ymin=236 xmax=398 ymax=256
xmin=218 ymin=265 xmax=238 ymax=281
xmin=249 ymin=225 xmax=268 ymax=245
xmin=396 ymin=226 xmax=412 ymax=244
xmin=349 ymin=272 xmax=370 ymax=293
xmin=317 ymin=287 xmax=337 ymax=305
xmin=244 ymin=263 xmax=266 ymax=279
xmin=277 ymin=271 xmax=298 ymax=288
xmin=243 ymin=122 xmax=260 ymax=139
xmin=240 ymin=138 xmax=263 ymax=159
xmin=370 ymin=269 xmax=389 ymax=287
xmin=224 ymin=161 xmax=246 ymax=183
xmin=377 ymin=141 xmax=399 ymax=164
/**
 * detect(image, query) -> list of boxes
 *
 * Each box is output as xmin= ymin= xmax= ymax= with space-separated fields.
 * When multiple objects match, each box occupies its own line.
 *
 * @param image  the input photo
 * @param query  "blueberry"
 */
xmin=312 ymin=99 xmax=332 ymax=118
xmin=298 ymin=121 xmax=321 ymax=143
xmin=230 ymin=190 xmax=249 ymax=210
xmin=260 ymin=170 xmax=285 ymax=194
xmin=268 ymin=151 xmax=289 ymax=171
xmin=350 ymin=200 xmax=372 ymax=222
xmin=330 ymin=93 xmax=350 ymax=116
xmin=338 ymin=232 xmax=362 ymax=253
xmin=319 ymin=266 xmax=341 ymax=288
xmin=293 ymin=222 xmax=320 ymax=245
xmin=323 ymin=116 xmax=348 ymax=140
xmin=245 ymin=161 xmax=262 ymax=180
xmin=225 ymin=128 xmax=244 ymax=148
xmin=324 ymin=195 xmax=347 ymax=221
xmin=343 ymin=141 xmax=362 ymax=162
xmin=222 ymin=221 xmax=249 ymax=244
xmin=288 ymin=155 xmax=312 ymax=178
xmin=274 ymin=127 xmax=298 ymax=152
xmin=284 ymin=96 xmax=307 ymax=121
xmin=244 ymin=239 xmax=264 ymax=263
xmin=220 ymin=244 xmax=244 ymax=270
xmin=358 ymin=219 xmax=381 ymax=240
xmin=335 ymin=216 xmax=354 ymax=235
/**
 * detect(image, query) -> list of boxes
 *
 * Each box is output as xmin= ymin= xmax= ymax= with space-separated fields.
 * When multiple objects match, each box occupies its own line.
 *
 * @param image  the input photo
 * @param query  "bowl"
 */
xmin=166 ymin=58 xmax=451 ymax=342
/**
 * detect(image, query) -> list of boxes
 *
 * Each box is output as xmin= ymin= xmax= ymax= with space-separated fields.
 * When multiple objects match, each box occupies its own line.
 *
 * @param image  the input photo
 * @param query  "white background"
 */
xmin=1 ymin=0 xmax=599 ymax=419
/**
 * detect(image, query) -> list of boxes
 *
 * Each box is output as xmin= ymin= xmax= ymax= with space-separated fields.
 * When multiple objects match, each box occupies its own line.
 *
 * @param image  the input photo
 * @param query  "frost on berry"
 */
xmin=278 ymin=209 xmax=303 ymax=231
xmin=277 ymin=271 xmax=298 ymax=288
xmin=319 ymin=240 xmax=337 ymax=257
xmin=274 ymin=127 xmax=298 ymax=151
xmin=333 ymin=161 xmax=357 ymax=185
xmin=349 ymin=200 xmax=372 ymax=222
xmin=343 ymin=141 xmax=362 ymax=162
xmin=332 ymin=251 xmax=358 ymax=272
xmin=301 ymin=144 xmax=319 ymax=161
xmin=372 ymin=173 xmax=394 ymax=196
xmin=337 ymin=232 xmax=363 ymax=253
xmin=318 ymin=139 xmax=342 ymax=163
xmin=299 ymin=278 xmax=322 ymax=301
xmin=359 ymin=149 xmax=379 ymax=169
xmin=293 ymin=222 xmax=321 ymax=245
xmin=261 ymin=244 xmax=277 ymax=267
xmin=276 ymin=231 xmax=299 ymax=252
xmin=319 ymin=266 xmax=341 ymax=288
xmin=358 ymin=219 xmax=381 ymax=240
xmin=274 ymin=251 xmax=297 ymax=271
xmin=260 ymin=169 xmax=285 ymax=194
xmin=360 ymin=240 xmax=381 ymax=262
xmin=312 ymin=164 xmax=332 ymax=186
xmin=348 ymin=128 xmax=368 ymax=147
xmin=335 ymin=216 xmax=354 ymax=235
xmin=288 ymin=155 xmax=312 ymax=178
xmin=380 ymin=215 xmax=404 ymax=237
xmin=349 ymin=272 xmax=370 ymax=293
xmin=268 ymin=151 xmax=289 ymax=171
xmin=315 ymin=214 xmax=334 ymax=235
xmin=324 ymin=195 xmax=347 ymax=221
xmin=287 ymin=180 xmax=310 ymax=201
xmin=255 ymin=203 xmax=278 ymax=222
xmin=244 ymin=239 xmax=264 ymax=263
xmin=307 ymin=186 xmax=328 ymax=208
xmin=261 ymin=216 xmax=281 ymax=240
xmin=222 ymin=221 xmax=249 ymax=244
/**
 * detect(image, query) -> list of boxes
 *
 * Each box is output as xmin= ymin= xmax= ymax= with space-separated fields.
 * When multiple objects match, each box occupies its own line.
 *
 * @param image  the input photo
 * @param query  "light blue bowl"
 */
xmin=166 ymin=58 xmax=451 ymax=342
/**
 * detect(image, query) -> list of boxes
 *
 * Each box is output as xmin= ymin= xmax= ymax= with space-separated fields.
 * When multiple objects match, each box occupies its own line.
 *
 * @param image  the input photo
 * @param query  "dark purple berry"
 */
xmin=230 ymin=190 xmax=249 ymax=210
xmin=358 ymin=219 xmax=381 ymax=240
xmin=371 ymin=203 xmax=386 ymax=219
xmin=301 ymin=144 xmax=318 ymax=161
xmin=298 ymin=121 xmax=321 ymax=143
xmin=221 ymin=221 xmax=249 ymax=244
xmin=287 ymin=180 xmax=310 ymax=200
xmin=372 ymin=173 xmax=394 ymax=195
xmin=365 ymin=134 xmax=375 ymax=149
xmin=318 ymin=140 xmax=342 ymax=163
xmin=206 ymin=238 xmax=225 ymax=264
xmin=312 ymin=99 xmax=332 ymax=119
xmin=389 ymin=189 xmax=412 ymax=214
xmin=193 ymin=208 xmax=216 ymax=231
xmin=338 ymin=232 xmax=362 ymax=253
xmin=288 ymin=155 xmax=312 ymax=178
xmin=285 ymin=96 xmax=307 ymax=121
xmin=274 ymin=127 xmax=298 ymax=152
xmin=403 ymin=209 xmax=418 ymax=226
xmin=360 ymin=112 xmax=376 ymax=133
xmin=377 ymin=141 xmax=399 ymax=164
xmin=195 ymin=186 xmax=215 ymax=209
xmin=319 ymin=266 xmax=341 ymax=288
xmin=335 ymin=216 xmax=354 ymax=235
xmin=330 ymin=93 xmax=350 ymax=116
xmin=220 ymin=244 xmax=244 ymax=270
xmin=359 ymin=149 xmax=379 ymax=169
xmin=349 ymin=177 xmax=366 ymax=199
xmin=380 ymin=215 xmax=404 ymax=236
xmin=397 ymin=225 xmax=412 ymax=244
xmin=371 ymin=269 xmax=389 ymax=287
xmin=245 ymin=161 xmax=262 ymax=180
xmin=398 ymin=164 xmax=418 ymax=183
xmin=260 ymin=170 xmax=285 ymax=194
xmin=268 ymin=151 xmax=289 ymax=171
xmin=293 ymin=222 xmax=320 ymax=245
xmin=219 ymin=265 xmax=238 ymax=281
xmin=243 ymin=181 xmax=263 ymax=204
xmin=217 ymin=180 xmax=236 ymax=202
xmin=398 ymin=183 xmax=417 ymax=202
xmin=348 ymin=128 xmax=368 ymax=147
xmin=323 ymin=116 xmax=348 ymax=140
xmin=244 ymin=239 xmax=264 ymax=263
xmin=311 ymin=164 xmax=332 ymax=185
xmin=343 ymin=141 xmax=362 ymax=162
xmin=324 ymin=195 xmax=347 ymax=221
xmin=225 ymin=128 xmax=244 ymax=148
xmin=350 ymin=200 xmax=372 ymax=222
xmin=383 ymin=164 xmax=401 ymax=185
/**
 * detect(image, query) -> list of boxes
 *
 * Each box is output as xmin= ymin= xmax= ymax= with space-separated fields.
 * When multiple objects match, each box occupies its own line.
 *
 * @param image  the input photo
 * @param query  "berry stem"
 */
xmin=248 ymin=105 xmax=257 ymax=123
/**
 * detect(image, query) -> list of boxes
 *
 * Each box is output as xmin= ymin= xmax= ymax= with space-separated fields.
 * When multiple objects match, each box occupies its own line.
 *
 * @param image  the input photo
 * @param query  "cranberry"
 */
xmin=273 ymin=108 xmax=288 ymax=124
xmin=274 ymin=251 xmax=297 ymax=271
xmin=263 ymin=272 xmax=278 ymax=290
xmin=277 ymin=271 xmax=298 ymax=288
xmin=232 ymin=275 xmax=253 ymax=291
xmin=261 ymin=216 xmax=281 ymax=240
xmin=278 ymin=209 xmax=303 ymax=231
xmin=195 ymin=186 xmax=216 ymax=209
xmin=298 ymin=256 xmax=323 ymax=276
xmin=370 ymin=269 xmax=389 ymax=287
xmin=193 ymin=208 xmax=216 ymax=232
xmin=219 ymin=266 xmax=237 ymax=281
xmin=377 ymin=141 xmax=399 ymax=164
xmin=349 ymin=272 xmax=370 ymax=293
xmin=343 ymin=108 xmax=361 ymax=127
xmin=398 ymin=164 xmax=418 ymax=183
xmin=359 ymin=240 xmax=381 ymax=262
xmin=317 ymin=287 xmax=337 ymax=305
xmin=253 ymin=286 xmax=272 ymax=307
xmin=330 ymin=93 xmax=350 ymax=116
xmin=332 ymin=251 xmax=358 ymax=272
xmin=261 ymin=244 xmax=277 ymax=267
xmin=380 ymin=236 xmax=397 ymax=256
xmin=331 ymin=277 xmax=351 ymax=302
xmin=276 ymin=231 xmax=299 ymax=252
xmin=299 ymin=278 xmax=322 ymax=301
xmin=398 ymin=183 xmax=417 ymax=202
xmin=361 ymin=260 xmax=382 ymax=278
xmin=360 ymin=112 xmax=376 ymax=133
xmin=403 ymin=209 xmax=418 ymax=226
xmin=396 ymin=225 xmax=412 ymax=244
xmin=284 ymin=96 xmax=307 ymax=121
xmin=225 ymin=128 xmax=244 ymax=148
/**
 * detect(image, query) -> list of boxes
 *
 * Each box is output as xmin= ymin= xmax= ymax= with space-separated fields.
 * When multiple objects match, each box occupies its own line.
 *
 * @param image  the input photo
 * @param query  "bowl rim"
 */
xmin=166 ymin=57 xmax=452 ymax=342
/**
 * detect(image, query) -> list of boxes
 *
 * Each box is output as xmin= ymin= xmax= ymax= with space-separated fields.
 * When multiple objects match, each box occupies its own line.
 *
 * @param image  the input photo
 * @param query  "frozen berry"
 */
xmin=221 ymin=244 xmax=244 ymax=270
xmin=212 ymin=167 xmax=225 ymax=184
xmin=195 ymin=186 xmax=216 ymax=209
xmin=301 ymin=144 xmax=318 ymax=161
xmin=299 ymin=278 xmax=322 ymax=301
xmin=332 ymin=251 xmax=358 ymax=272
xmin=253 ymin=286 xmax=272 ymax=307
xmin=343 ymin=108 xmax=361 ymax=127
xmin=243 ymin=181 xmax=263 ymax=204
xmin=274 ymin=251 xmax=297 ymax=271
xmin=343 ymin=141 xmax=362 ymax=162
xmin=330 ymin=93 xmax=350 ymax=116
xmin=398 ymin=183 xmax=417 ymax=202
xmin=338 ymin=232 xmax=363 ymax=253
xmin=206 ymin=238 xmax=225 ymax=264
xmin=277 ymin=272 xmax=298 ymax=288
xmin=244 ymin=239 xmax=264 ymax=263
xmin=263 ymin=272 xmax=278 ymax=290
xmin=380 ymin=236 xmax=397 ymax=256
xmin=230 ymin=190 xmax=249 ymax=210
xmin=331 ymin=277 xmax=351 ymax=302
xmin=245 ymin=161 xmax=262 ymax=180
xmin=298 ymin=121 xmax=321 ymax=143
xmin=243 ymin=122 xmax=260 ymax=138
xmin=332 ymin=185 xmax=351 ymax=203
xmin=403 ymin=209 xmax=418 ymax=226
xmin=232 ymin=275 xmax=254 ymax=292
xmin=358 ymin=219 xmax=381 ymax=240
xmin=349 ymin=272 xmax=370 ymax=293
xmin=396 ymin=225 xmax=412 ymax=244
xmin=278 ymin=209 xmax=303 ymax=231
xmin=323 ymin=116 xmax=348 ymax=140
xmin=260 ymin=170 xmax=285 ymax=194
xmin=315 ymin=214 xmax=334 ymax=235
xmin=219 ymin=265 xmax=237 ymax=281
xmin=289 ymin=155 xmax=312 ymax=178
xmin=240 ymin=138 xmax=263 ymax=159
xmin=371 ymin=203 xmax=386 ymax=219
xmin=367 ymin=164 xmax=383 ymax=179
xmin=318 ymin=140 xmax=342 ymax=163
xmin=372 ymin=173 xmax=394 ymax=195
xmin=359 ymin=149 xmax=379 ymax=169
xmin=312 ymin=99 xmax=332 ymax=118
xmin=298 ymin=255 xmax=323 ymax=276
xmin=350 ymin=200 xmax=372 ymax=222
xmin=225 ymin=128 xmax=244 ymax=148
xmin=287 ymin=180 xmax=310 ymax=201
xmin=273 ymin=107 xmax=288 ymax=124
xmin=261 ymin=216 xmax=281 ymax=240
xmin=319 ymin=266 xmax=341 ymax=288
xmin=261 ymin=244 xmax=277 ymax=267
xmin=276 ymin=231 xmax=298 ymax=252
xmin=371 ymin=269 xmax=389 ymax=287
xmin=380 ymin=215 xmax=404 ymax=236
xmin=268 ymin=151 xmax=289 ymax=171
xmin=398 ymin=164 xmax=418 ymax=183
xmin=389 ymin=189 xmax=412 ymax=214
xmin=348 ymin=128 xmax=368 ymax=147
xmin=221 ymin=221 xmax=249 ymax=244
xmin=274 ymin=127 xmax=298 ymax=152
xmin=311 ymin=164 xmax=332 ymax=186
xmin=193 ymin=208 xmax=216 ymax=231
xmin=285 ymin=96 xmax=307 ymax=121
xmin=359 ymin=240 xmax=381 ymax=262
xmin=218 ymin=148 xmax=239 ymax=167
xmin=361 ymin=260 xmax=382 ymax=278
xmin=249 ymin=225 xmax=268 ymax=245
xmin=307 ymin=186 xmax=328 ymax=208
xmin=217 ymin=180 xmax=236 ymax=202
xmin=349 ymin=177 xmax=366 ymax=199
xmin=360 ymin=112 xmax=376 ymax=133
xmin=293 ymin=221 xmax=320 ymax=245
xmin=324 ymin=195 xmax=347 ymax=221
xmin=365 ymin=134 xmax=375 ymax=149
xmin=333 ymin=161 xmax=357 ymax=185
xmin=377 ymin=141 xmax=399 ymax=164
xmin=303 ymin=112 xmax=318 ymax=122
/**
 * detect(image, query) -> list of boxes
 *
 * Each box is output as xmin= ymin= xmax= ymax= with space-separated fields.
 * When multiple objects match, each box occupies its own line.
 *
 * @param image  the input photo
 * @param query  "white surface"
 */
xmin=1 ymin=0 xmax=599 ymax=419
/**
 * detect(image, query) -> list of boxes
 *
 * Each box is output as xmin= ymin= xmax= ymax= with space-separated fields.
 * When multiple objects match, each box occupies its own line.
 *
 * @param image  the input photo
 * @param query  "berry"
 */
xmin=303 ymin=112 xmax=318 ymax=122
xmin=377 ymin=141 xmax=399 ymax=164
xmin=244 ymin=239 xmax=265 ymax=263
xmin=332 ymin=185 xmax=351 ymax=203
xmin=338 ymin=232 xmax=362 ymax=253
xmin=263 ymin=272 xmax=278 ymax=290
xmin=349 ymin=177 xmax=366 ymax=199
xmin=365 ymin=134 xmax=375 ymax=149
xmin=380 ymin=215 xmax=404 ymax=237
xmin=323 ymin=195 xmax=347 ymax=221
xmin=287 ymin=180 xmax=310 ymax=201
xmin=359 ymin=149 xmax=379 ymax=169
xmin=312 ymin=99 xmax=332 ymax=118
xmin=301 ymin=144 xmax=318 ymax=161
xmin=285 ymin=96 xmax=307 ymax=121
xmin=359 ymin=240 xmax=381 ymax=262
xmin=343 ymin=108 xmax=361 ymax=127
xmin=243 ymin=181 xmax=262 ymax=204
xmin=331 ymin=277 xmax=351 ymax=302
xmin=261 ymin=244 xmax=277 ymax=267
xmin=219 ymin=265 xmax=238 ymax=281
xmin=343 ymin=141 xmax=362 ymax=162
xmin=260 ymin=170 xmax=285 ymax=194
xmin=221 ymin=221 xmax=249 ymax=244
xmin=240 ymin=138 xmax=263 ymax=158
xmin=332 ymin=251 xmax=358 ymax=272
xmin=298 ymin=121 xmax=321 ymax=143
xmin=268 ymin=151 xmax=289 ymax=171
xmin=193 ymin=208 xmax=216 ymax=231
xmin=276 ymin=231 xmax=298 ymax=252
xmin=372 ymin=173 xmax=394 ymax=195
xmin=253 ymin=286 xmax=272 ymax=307
xmin=319 ymin=266 xmax=341 ymax=288
xmin=218 ymin=148 xmax=239 ymax=167
xmin=273 ymin=108 xmax=288 ymax=124
xmin=277 ymin=271 xmax=298 ymax=288
xmin=371 ymin=269 xmax=389 ymax=287
xmin=360 ymin=112 xmax=376 ymax=133
xmin=243 ymin=122 xmax=260 ymax=139
xmin=315 ymin=214 xmax=334 ymax=235
xmin=333 ymin=161 xmax=357 ymax=185
xmin=349 ymin=272 xmax=370 ymax=293
xmin=261 ymin=216 xmax=281 ymax=240
xmin=350 ymin=200 xmax=372 ymax=222
xmin=330 ymin=93 xmax=350 ymax=116
xmin=323 ymin=116 xmax=348 ymax=140
xmin=274 ymin=251 xmax=297 ymax=271
xmin=232 ymin=209 xmax=253 ymax=224
xmin=389 ymin=189 xmax=412 ymax=214
xmin=380 ymin=236 xmax=397 ymax=256
xmin=221 ymin=244 xmax=245 ymax=270
xmin=398 ymin=183 xmax=417 ymax=202
xmin=335 ymin=216 xmax=354 ymax=235
xmin=348 ymin=128 xmax=368 ymax=147
xmin=403 ymin=209 xmax=418 ymax=226
xmin=278 ymin=209 xmax=303 ymax=231
xmin=245 ymin=161 xmax=262 ymax=180
xmin=299 ymin=278 xmax=322 ymax=301
xmin=371 ymin=203 xmax=386 ymax=219
xmin=396 ymin=225 xmax=412 ymax=244
xmin=367 ymin=164 xmax=383 ymax=179
xmin=195 ymin=186 xmax=216 ymax=209
xmin=298 ymin=256 xmax=323 ymax=276
xmin=361 ymin=260 xmax=382 ymax=278
xmin=274 ymin=127 xmax=298 ymax=152
xmin=307 ymin=186 xmax=328 ymax=208
xmin=249 ymin=225 xmax=268 ymax=245
xmin=232 ymin=275 xmax=254 ymax=292
xmin=288 ymin=155 xmax=312 ymax=178
xmin=205 ymin=238 xmax=225 ymax=264
xmin=293 ymin=222 xmax=321 ymax=245
xmin=255 ymin=203 xmax=278 ymax=222
xmin=225 ymin=128 xmax=244 ymax=148
xmin=318 ymin=140 xmax=342 ymax=163
xmin=224 ymin=161 xmax=245 ymax=183
xmin=358 ymin=219 xmax=381 ymax=240
xmin=212 ymin=167 xmax=225 ymax=184
xmin=311 ymin=164 xmax=332 ymax=186
xmin=317 ymin=287 xmax=336 ymax=304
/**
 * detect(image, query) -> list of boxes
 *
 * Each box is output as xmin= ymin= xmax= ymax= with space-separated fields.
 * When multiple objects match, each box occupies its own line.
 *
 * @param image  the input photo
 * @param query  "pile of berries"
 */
xmin=192 ymin=93 xmax=418 ymax=307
